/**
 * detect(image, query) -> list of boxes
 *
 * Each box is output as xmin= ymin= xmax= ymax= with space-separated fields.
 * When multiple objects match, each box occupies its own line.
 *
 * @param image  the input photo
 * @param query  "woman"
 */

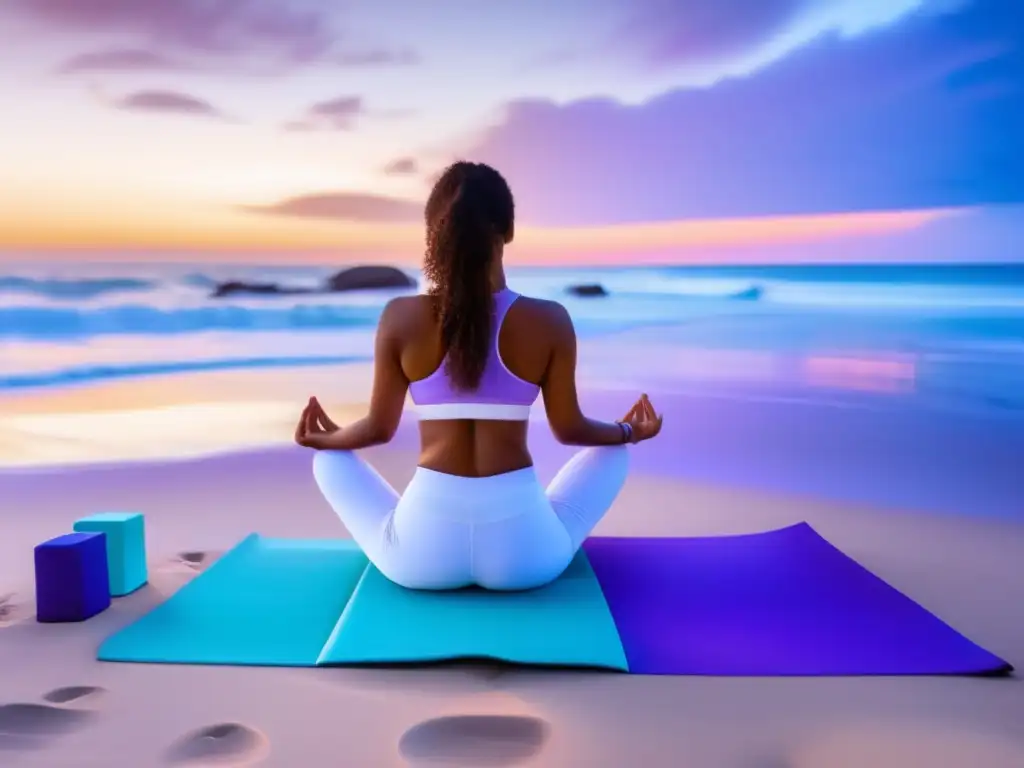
xmin=295 ymin=161 xmax=663 ymax=591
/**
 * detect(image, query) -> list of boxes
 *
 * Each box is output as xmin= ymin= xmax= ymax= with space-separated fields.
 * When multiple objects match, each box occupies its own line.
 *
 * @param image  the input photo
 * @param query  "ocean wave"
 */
xmin=180 ymin=272 xmax=220 ymax=289
xmin=0 ymin=354 xmax=369 ymax=391
xmin=607 ymin=281 xmax=1024 ymax=310
xmin=0 ymin=276 xmax=156 ymax=299
xmin=0 ymin=303 xmax=384 ymax=339
xmin=605 ymin=284 xmax=763 ymax=301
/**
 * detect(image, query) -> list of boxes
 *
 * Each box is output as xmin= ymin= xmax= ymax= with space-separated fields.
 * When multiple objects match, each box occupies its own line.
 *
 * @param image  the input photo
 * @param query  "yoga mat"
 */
xmin=98 ymin=535 xmax=367 ymax=666
xmin=583 ymin=523 xmax=1013 ymax=676
xmin=318 ymin=551 xmax=629 ymax=670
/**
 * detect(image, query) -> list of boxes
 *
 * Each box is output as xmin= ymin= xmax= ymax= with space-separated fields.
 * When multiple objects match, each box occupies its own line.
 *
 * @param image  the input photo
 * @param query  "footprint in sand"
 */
xmin=0 ymin=686 xmax=107 ymax=751
xmin=0 ymin=593 xmax=32 ymax=628
xmin=164 ymin=722 xmax=269 ymax=766
xmin=0 ymin=703 xmax=95 ymax=751
xmin=399 ymin=715 xmax=550 ymax=767
xmin=151 ymin=550 xmax=224 ymax=597
xmin=177 ymin=551 xmax=216 ymax=571
xmin=42 ymin=686 xmax=106 ymax=709
xmin=159 ymin=550 xmax=223 ymax=577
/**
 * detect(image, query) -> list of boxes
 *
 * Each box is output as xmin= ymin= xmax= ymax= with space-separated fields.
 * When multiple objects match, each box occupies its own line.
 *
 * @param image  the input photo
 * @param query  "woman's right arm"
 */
xmin=540 ymin=302 xmax=630 ymax=446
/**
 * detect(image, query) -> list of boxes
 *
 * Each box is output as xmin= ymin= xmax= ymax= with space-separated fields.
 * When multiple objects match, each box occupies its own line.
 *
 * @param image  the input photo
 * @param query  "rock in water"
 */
xmin=325 ymin=266 xmax=416 ymax=292
xmin=210 ymin=281 xmax=312 ymax=298
xmin=565 ymin=283 xmax=608 ymax=297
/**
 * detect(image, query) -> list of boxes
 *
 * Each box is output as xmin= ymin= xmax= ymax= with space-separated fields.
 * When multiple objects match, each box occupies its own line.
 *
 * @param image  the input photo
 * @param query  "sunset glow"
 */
xmin=0 ymin=0 xmax=1018 ymax=264
xmin=0 ymin=204 xmax=963 ymax=264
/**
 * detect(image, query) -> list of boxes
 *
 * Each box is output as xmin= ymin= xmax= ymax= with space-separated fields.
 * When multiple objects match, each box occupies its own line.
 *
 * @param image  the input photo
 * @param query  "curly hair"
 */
xmin=423 ymin=161 xmax=515 ymax=390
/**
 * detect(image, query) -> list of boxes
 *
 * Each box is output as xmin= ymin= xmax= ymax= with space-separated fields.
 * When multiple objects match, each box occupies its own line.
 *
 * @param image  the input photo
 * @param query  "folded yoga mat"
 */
xmin=99 ymin=536 xmax=627 ymax=670
xmin=318 ymin=551 xmax=628 ymax=670
xmin=583 ymin=523 xmax=1013 ymax=676
xmin=98 ymin=535 xmax=368 ymax=666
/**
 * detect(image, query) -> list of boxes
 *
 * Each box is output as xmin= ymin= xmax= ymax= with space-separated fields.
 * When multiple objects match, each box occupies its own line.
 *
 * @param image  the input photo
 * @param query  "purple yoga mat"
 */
xmin=583 ymin=523 xmax=1012 ymax=676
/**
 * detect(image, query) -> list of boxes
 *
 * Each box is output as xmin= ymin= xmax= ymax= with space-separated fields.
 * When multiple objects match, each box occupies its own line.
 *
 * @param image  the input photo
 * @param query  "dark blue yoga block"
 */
xmin=35 ymin=532 xmax=112 ymax=623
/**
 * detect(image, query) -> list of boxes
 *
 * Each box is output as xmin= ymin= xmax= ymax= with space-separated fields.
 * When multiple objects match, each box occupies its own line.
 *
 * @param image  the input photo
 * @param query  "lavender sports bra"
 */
xmin=409 ymin=288 xmax=541 ymax=420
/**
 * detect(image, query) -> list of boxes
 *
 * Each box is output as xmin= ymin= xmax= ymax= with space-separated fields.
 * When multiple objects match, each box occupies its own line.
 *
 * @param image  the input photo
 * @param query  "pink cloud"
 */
xmin=383 ymin=157 xmax=419 ymax=176
xmin=12 ymin=0 xmax=332 ymax=62
xmin=57 ymin=48 xmax=187 ymax=74
xmin=284 ymin=95 xmax=364 ymax=131
xmin=115 ymin=90 xmax=225 ymax=119
xmin=10 ymin=0 xmax=418 ymax=71
xmin=244 ymin=192 xmax=421 ymax=222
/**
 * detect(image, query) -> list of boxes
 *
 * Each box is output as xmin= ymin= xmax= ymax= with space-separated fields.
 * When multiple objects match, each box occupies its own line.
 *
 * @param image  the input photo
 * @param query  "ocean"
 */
xmin=2 ymin=262 xmax=1023 ymax=413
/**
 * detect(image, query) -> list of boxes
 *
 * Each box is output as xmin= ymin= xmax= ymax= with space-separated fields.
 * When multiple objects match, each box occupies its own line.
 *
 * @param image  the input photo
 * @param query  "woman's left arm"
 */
xmin=314 ymin=298 xmax=410 ymax=451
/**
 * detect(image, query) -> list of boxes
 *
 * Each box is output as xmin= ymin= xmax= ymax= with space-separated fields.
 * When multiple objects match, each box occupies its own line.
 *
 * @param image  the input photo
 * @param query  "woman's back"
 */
xmin=390 ymin=288 xmax=560 ymax=478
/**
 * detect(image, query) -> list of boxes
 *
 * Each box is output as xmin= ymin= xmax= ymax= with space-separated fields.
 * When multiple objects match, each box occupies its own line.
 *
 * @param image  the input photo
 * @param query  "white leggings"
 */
xmin=312 ymin=446 xmax=629 ymax=591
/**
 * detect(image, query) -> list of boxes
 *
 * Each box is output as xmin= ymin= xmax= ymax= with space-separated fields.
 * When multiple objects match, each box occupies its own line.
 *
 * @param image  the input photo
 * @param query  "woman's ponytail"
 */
xmin=423 ymin=162 xmax=515 ymax=390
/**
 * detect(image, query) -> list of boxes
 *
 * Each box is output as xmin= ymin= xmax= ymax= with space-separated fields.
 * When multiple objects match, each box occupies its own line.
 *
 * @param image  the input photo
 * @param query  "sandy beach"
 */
xmin=1 ymin=365 xmax=1022 ymax=767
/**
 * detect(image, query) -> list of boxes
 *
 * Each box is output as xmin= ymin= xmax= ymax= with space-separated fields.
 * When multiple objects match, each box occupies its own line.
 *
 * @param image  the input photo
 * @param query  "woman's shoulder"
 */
xmin=378 ymin=294 xmax=434 ymax=333
xmin=514 ymin=294 xmax=569 ymax=319
xmin=383 ymin=293 xmax=434 ymax=315
xmin=508 ymin=295 xmax=574 ymax=337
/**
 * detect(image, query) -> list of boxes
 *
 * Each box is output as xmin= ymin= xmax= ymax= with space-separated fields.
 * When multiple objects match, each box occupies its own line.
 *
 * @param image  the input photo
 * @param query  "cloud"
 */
xmin=308 ymin=96 xmax=363 ymax=127
xmin=245 ymin=192 xmax=422 ymax=223
xmin=281 ymin=119 xmax=316 ymax=132
xmin=11 ymin=0 xmax=332 ymax=62
xmin=284 ymin=95 xmax=365 ymax=131
xmin=617 ymin=0 xmax=814 ymax=68
xmin=383 ymin=157 xmax=419 ymax=176
xmin=114 ymin=90 xmax=225 ymax=119
xmin=56 ymin=48 xmax=187 ymax=74
xmin=531 ymin=1 xmax=932 ymax=84
xmin=9 ymin=0 xmax=418 ymax=72
xmin=458 ymin=0 xmax=1024 ymax=226
xmin=526 ymin=0 xmax=843 ymax=75
xmin=335 ymin=47 xmax=420 ymax=67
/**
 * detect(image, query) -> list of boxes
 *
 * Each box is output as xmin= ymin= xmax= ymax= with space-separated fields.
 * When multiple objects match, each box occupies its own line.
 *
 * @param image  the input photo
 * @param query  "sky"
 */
xmin=0 ymin=0 xmax=1021 ymax=265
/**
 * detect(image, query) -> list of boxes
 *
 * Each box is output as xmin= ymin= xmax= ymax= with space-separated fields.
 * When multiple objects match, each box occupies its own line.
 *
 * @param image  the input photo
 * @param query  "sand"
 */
xmin=1 ymin=369 xmax=1022 ymax=767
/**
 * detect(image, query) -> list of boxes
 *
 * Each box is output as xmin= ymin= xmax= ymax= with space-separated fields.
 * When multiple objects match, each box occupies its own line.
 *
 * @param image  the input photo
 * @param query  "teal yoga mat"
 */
xmin=319 ymin=552 xmax=628 ymax=669
xmin=98 ymin=536 xmax=628 ymax=671
xmin=98 ymin=535 xmax=368 ymax=666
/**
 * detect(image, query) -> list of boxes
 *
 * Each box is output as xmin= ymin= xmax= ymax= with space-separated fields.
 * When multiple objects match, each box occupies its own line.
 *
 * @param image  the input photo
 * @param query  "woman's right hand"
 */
xmin=621 ymin=394 xmax=663 ymax=443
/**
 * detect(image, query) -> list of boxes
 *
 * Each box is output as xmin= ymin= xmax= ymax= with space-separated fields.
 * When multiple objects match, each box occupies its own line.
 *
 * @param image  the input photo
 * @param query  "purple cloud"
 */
xmin=57 ymin=48 xmax=187 ymax=74
xmin=245 ymin=192 xmax=422 ymax=223
xmin=526 ymin=0 xmax=816 ymax=73
xmin=10 ymin=0 xmax=334 ymax=64
xmin=9 ymin=0 xmax=420 ymax=72
xmin=336 ymin=47 xmax=420 ymax=67
xmin=115 ymin=90 xmax=224 ymax=119
xmin=619 ymin=0 xmax=814 ymax=68
xmin=284 ymin=95 xmax=364 ymax=131
xmin=383 ymin=157 xmax=419 ymax=176
xmin=458 ymin=0 xmax=1024 ymax=225
xmin=309 ymin=96 xmax=362 ymax=124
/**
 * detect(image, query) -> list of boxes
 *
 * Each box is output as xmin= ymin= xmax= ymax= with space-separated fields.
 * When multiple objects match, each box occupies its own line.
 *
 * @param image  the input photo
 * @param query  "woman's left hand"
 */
xmin=294 ymin=397 xmax=340 ymax=449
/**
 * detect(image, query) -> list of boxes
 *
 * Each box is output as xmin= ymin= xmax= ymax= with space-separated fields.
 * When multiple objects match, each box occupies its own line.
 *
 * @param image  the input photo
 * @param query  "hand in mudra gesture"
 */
xmin=294 ymin=397 xmax=340 ymax=450
xmin=620 ymin=393 xmax=663 ymax=443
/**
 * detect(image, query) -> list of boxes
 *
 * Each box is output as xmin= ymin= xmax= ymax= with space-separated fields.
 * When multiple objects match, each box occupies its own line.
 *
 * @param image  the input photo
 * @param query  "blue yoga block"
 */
xmin=35 ymin=532 xmax=112 ymax=623
xmin=73 ymin=512 xmax=148 ymax=597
